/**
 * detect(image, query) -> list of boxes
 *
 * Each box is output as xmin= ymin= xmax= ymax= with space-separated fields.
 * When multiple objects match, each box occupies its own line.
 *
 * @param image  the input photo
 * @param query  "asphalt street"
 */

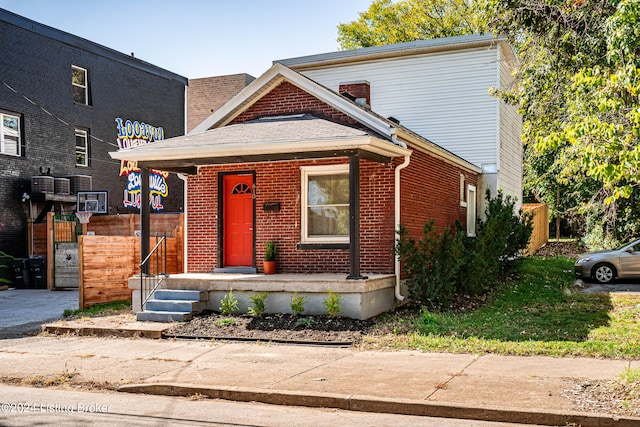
xmin=0 ymin=288 xmax=77 ymax=338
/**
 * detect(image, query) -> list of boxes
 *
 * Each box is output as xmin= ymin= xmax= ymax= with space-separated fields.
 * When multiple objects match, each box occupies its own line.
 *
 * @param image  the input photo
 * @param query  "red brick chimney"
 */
xmin=339 ymin=80 xmax=370 ymax=109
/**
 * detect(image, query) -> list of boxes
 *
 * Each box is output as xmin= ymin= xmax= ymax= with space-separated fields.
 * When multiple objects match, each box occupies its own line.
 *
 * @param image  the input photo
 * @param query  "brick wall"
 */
xmin=399 ymin=148 xmax=477 ymax=239
xmin=187 ymin=74 xmax=255 ymax=131
xmin=187 ymin=158 xmax=395 ymax=274
xmin=230 ymin=81 xmax=365 ymax=130
xmin=0 ymin=15 xmax=185 ymax=257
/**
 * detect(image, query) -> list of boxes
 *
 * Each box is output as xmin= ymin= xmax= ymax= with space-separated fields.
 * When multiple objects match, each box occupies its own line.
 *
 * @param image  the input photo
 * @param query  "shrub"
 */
xmin=396 ymin=190 xmax=533 ymax=309
xmin=323 ymin=290 xmax=343 ymax=317
xmin=264 ymin=241 xmax=277 ymax=261
xmin=396 ymin=221 xmax=464 ymax=309
xmin=290 ymin=292 xmax=307 ymax=316
xmin=220 ymin=289 xmax=239 ymax=315
xmin=248 ymin=292 xmax=268 ymax=316
xmin=0 ymin=250 xmax=14 ymax=285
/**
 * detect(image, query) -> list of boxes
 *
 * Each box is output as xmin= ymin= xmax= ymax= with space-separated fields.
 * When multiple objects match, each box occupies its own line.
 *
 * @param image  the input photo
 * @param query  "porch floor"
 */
xmin=163 ymin=273 xmax=395 ymax=294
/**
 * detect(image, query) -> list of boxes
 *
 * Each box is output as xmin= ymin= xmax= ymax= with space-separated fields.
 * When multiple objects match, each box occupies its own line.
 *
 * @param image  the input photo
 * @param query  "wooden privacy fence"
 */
xmin=79 ymin=234 xmax=183 ymax=308
xmin=522 ymin=203 xmax=549 ymax=255
xmin=30 ymin=213 xmax=184 ymax=303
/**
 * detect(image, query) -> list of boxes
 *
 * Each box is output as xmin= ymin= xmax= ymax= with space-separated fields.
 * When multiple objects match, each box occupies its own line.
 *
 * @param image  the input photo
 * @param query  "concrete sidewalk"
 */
xmin=1 ymin=334 xmax=638 ymax=426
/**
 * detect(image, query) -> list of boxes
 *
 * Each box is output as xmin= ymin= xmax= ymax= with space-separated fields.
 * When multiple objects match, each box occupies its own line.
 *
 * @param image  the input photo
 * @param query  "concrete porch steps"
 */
xmin=137 ymin=289 xmax=207 ymax=323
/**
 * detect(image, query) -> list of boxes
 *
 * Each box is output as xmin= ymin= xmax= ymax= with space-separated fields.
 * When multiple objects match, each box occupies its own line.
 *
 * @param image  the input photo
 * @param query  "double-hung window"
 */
xmin=301 ymin=165 xmax=350 ymax=243
xmin=1 ymin=112 xmax=21 ymax=156
xmin=75 ymin=128 xmax=88 ymax=166
xmin=72 ymin=65 xmax=88 ymax=104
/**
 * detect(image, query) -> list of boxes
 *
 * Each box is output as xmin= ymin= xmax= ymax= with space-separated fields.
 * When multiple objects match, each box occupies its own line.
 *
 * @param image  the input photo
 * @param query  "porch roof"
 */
xmin=109 ymin=114 xmax=411 ymax=174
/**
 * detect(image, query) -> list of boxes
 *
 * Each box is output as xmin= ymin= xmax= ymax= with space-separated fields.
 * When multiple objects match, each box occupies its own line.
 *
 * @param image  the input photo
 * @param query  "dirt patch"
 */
xmin=534 ymin=240 xmax=584 ymax=258
xmin=563 ymin=379 xmax=640 ymax=417
xmin=166 ymin=312 xmax=373 ymax=344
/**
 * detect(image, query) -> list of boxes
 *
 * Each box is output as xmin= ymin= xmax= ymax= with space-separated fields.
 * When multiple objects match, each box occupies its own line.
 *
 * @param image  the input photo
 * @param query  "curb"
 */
xmin=118 ymin=383 xmax=640 ymax=427
xmin=42 ymin=324 xmax=165 ymax=339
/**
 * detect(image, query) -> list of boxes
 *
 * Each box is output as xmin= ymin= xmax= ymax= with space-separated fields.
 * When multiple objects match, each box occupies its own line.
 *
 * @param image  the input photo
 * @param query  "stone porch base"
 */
xmin=129 ymin=273 xmax=398 ymax=320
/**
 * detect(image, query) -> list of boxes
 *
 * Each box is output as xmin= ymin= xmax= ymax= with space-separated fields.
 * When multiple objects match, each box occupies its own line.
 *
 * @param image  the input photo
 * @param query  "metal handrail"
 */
xmin=139 ymin=234 xmax=167 ymax=311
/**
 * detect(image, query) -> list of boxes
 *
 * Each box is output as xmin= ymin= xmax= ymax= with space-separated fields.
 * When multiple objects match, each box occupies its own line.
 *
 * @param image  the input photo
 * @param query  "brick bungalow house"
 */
xmin=110 ymin=63 xmax=480 ymax=319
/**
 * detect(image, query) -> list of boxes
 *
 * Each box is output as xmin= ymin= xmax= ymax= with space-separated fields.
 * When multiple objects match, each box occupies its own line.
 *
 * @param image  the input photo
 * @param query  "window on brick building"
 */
xmin=467 ymin=184 xmax=477 ymax=237
xmin=72 ymin=65 xmax=89 ymax=104
xmin=301 ymin=164 xmax=350 ymax=243
xmin=1 ymin=112 xmax=21 ymax=156
xmin=75 ymin=128 xmax=88 ymax=166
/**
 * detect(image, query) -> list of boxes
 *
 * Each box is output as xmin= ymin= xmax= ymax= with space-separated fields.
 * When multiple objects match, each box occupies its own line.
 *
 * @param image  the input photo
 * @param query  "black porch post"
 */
xmin=140 ymin=166 xmax=150 ymax=275
xmin=347 ymin=154 xmax=367 ymax=280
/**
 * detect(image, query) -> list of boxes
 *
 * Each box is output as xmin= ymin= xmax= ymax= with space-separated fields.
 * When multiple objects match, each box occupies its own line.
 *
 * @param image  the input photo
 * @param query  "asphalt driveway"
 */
xmin=0 ymin=288 xmax=77 ymax=339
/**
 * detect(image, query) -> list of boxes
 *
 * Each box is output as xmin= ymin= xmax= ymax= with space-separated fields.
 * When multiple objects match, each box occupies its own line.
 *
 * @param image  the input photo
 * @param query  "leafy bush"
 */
xmin=290 ymin=292 xmax=307 ymax=316
xmin=323 ymin=290 xmax=343 ymax=317
xmin=248 ymin=292 xmax=268 ymax=316
xmin=396 ymin=221 xmax=464 ymax=308
xmin=396 ymin=190 xmax=532 ymax=309
xmin=220 ymin=289 xmax=239 ymax=315
xmin=0 ymin=250 xmax=14 ymax=285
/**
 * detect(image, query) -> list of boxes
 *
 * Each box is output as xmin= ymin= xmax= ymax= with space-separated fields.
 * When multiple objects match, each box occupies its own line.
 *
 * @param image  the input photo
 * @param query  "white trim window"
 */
xmin=301 ymin=164 xmax=350 ymax=243
xmin=459 ymin=173 xmax=467 ymax=207
xmin=1 ymin=112 xmax=21 ymax=156
xmin=467 ymin=184 xmax=477 ymax=237
xmin=72 ymin=65 xmax=88 ymax=104
xmin=75 ymin=128 xmax=88 ymax=167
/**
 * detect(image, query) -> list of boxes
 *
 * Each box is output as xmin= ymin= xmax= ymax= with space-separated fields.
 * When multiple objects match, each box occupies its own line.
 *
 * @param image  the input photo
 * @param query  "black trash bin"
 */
xmin=10 ymin=258 xmax=30 ymax=288
xmin=28 ymin=256 xmax=47 ymax=289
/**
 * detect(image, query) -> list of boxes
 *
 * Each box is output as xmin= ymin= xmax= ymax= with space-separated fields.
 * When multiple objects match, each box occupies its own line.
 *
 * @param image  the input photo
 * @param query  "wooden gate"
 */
xmin=53 ymin=213 xmax=81 ymax=288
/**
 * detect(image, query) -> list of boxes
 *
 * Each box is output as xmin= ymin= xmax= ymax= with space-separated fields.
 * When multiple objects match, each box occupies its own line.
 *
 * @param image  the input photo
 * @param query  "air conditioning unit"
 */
xmin=65 ymin=175 xmax=92 ymax=194
xmin=31 ymin=176 xmax=54 ymax=194
xmin=54 ymin=178 xmax=71 ymax=195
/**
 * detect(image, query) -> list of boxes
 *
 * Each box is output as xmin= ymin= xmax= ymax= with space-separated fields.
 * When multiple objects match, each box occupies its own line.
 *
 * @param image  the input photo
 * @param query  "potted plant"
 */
xmin=263 ymin=241 xmax=277 ymax=274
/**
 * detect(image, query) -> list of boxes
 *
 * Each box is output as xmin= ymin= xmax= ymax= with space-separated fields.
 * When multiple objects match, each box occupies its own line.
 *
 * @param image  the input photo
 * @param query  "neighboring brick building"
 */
xmin=187 ymin=74 xmax=255 ymax=132
xmin=0 ymin=9 xmax=187 ymax=258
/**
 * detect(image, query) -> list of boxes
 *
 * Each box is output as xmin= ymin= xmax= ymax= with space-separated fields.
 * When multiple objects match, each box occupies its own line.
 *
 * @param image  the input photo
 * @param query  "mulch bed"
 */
xmin=165 ymin=312 xmax=373 ymax=345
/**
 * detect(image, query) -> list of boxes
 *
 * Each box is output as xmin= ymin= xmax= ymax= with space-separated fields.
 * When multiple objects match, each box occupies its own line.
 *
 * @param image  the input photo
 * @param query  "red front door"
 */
xmin=223 ymin=174 xmax=254 ymax=267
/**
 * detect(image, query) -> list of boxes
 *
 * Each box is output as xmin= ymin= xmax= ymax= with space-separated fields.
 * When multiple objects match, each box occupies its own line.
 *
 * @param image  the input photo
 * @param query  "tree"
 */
xmin=486 ymin=0 xmax=640 ymax=246
xmin=337 ymin=0 xmax=486 ymax=49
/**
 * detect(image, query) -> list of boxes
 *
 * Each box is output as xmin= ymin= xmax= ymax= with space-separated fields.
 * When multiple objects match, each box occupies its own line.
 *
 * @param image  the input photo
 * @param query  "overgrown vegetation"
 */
xmin=0 ymin=250 xmax=14 ymax=285
xmin=365 ymin=256 xmax=640 ymax=359
xmin=62 ymin=300 xmax=131 ymax=318
xmin=396 ymin=190 xmax=532 ymax=309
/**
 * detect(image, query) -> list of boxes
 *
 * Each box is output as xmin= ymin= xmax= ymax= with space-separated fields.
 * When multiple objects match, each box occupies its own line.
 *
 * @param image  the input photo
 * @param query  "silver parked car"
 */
xmin=574 ymin=238 xmax=640 ymax=283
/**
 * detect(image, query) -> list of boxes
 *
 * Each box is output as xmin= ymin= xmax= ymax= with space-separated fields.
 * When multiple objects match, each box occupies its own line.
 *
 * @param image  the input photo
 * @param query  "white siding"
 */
xmin=497 ymin=45 xmax=523 ymax=205
xmin=300 ymin=47 xmax=499 ymax=167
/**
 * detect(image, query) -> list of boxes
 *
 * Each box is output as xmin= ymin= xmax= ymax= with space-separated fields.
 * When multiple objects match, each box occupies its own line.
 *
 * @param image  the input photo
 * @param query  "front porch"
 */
xmin=130 ymin=273 xmax=397 ymax=320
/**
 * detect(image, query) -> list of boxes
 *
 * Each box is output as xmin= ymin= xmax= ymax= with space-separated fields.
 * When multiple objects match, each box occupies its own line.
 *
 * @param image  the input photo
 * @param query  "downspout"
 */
xmin=177 ymin=173 xmax=188 ymax=272
xmin=392 ymin=128 xmax=410 ymax=301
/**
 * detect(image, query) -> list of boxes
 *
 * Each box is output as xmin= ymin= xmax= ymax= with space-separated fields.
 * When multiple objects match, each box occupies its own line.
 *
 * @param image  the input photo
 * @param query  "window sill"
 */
xmin=297 ymin=242 xmax=349 ymax=250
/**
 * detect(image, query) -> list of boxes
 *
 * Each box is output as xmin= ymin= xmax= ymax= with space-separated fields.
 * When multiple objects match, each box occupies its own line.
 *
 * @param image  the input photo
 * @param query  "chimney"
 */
xmin=339 ymin=80 xmax=370 ymax=109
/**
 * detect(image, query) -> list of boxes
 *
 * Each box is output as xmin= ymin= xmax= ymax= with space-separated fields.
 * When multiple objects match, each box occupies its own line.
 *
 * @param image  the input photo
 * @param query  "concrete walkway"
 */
xmin=1 ymin=334 xmax=639 ymax=426
xmin=0 ymin=288 xmax=77 ymax=338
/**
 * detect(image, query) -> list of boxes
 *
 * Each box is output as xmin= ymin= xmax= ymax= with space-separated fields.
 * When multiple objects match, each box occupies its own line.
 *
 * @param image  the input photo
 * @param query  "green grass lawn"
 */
xmin=365 ymin=257 xmax=640 ymax=359
xmin=62 ymin=300 xmax=131 ymax=319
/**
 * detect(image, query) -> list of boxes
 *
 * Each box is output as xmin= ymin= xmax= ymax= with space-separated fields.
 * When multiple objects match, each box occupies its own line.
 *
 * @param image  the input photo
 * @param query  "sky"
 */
xmin=0 ymin=0 xmax=372 ymax=79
